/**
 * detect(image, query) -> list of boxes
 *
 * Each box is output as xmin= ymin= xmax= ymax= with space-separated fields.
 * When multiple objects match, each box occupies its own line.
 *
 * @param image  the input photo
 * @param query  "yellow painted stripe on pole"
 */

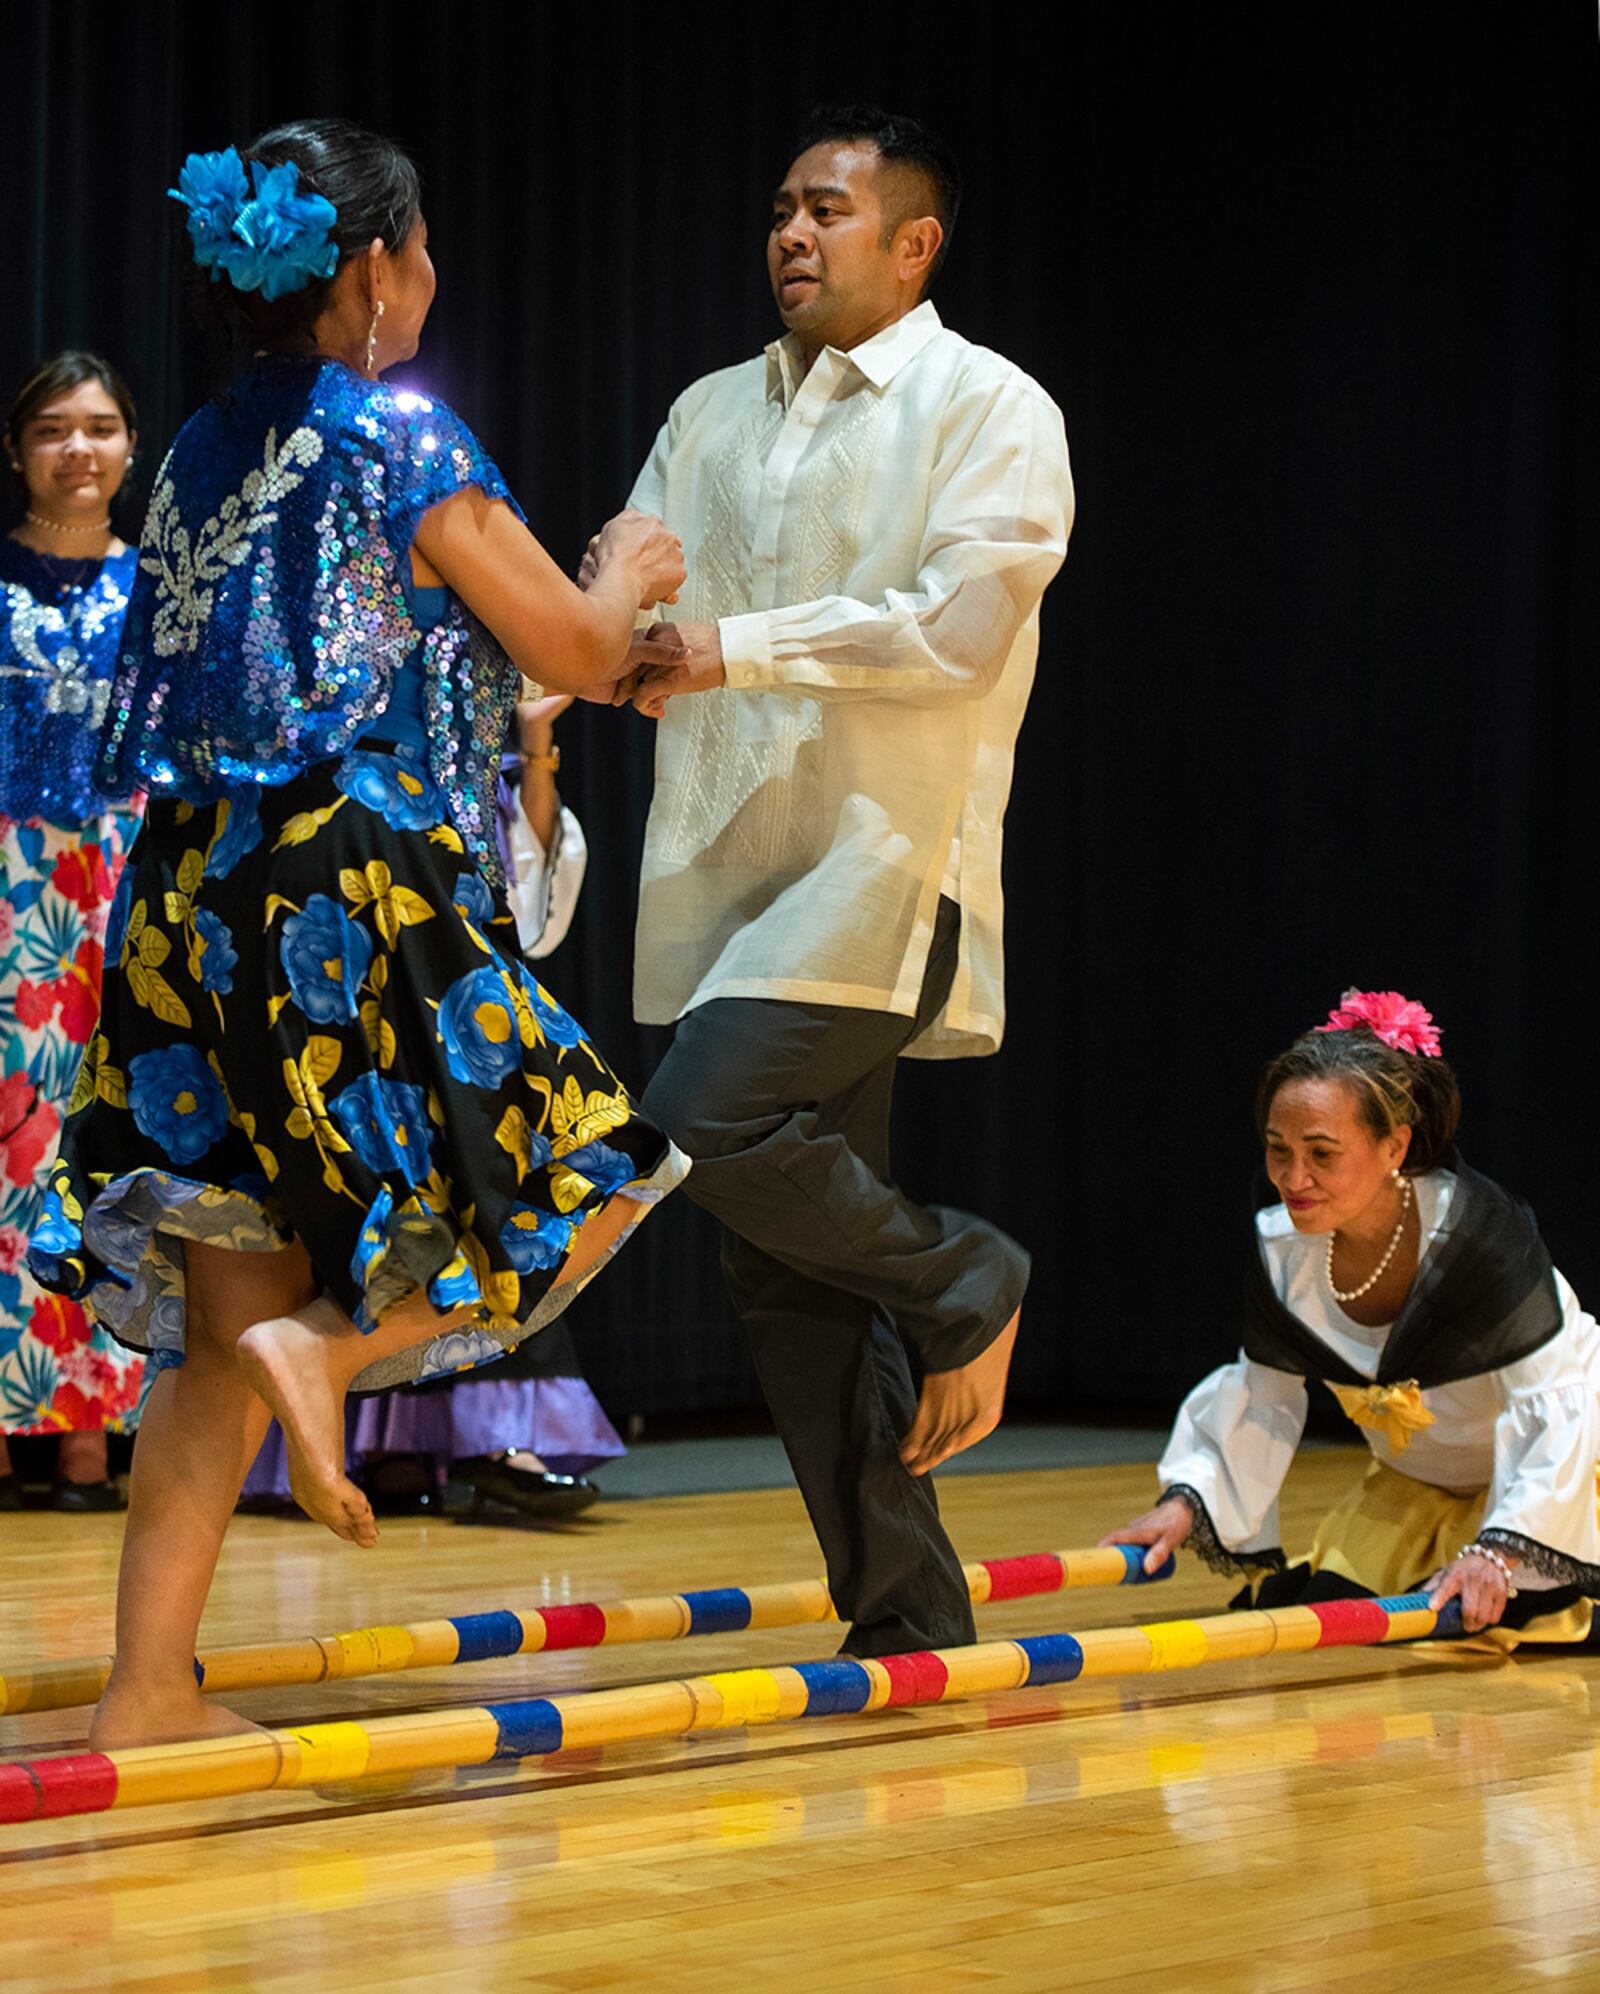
xmin=964 ymin=1562 xmax=995 ymax=1606
xmin=701 ymin=1669 xmax=785 ymax=1729
xmin=1074 ymin=1626 xmax=1157 ymax=1674
xmin=331 ymin=1625 xmax=419 ymax=1678
xmin=1141 ymin=1620 xmax=1211 ymax=1671
xmin=277 ymin=1721 xmax=373 ymax=1788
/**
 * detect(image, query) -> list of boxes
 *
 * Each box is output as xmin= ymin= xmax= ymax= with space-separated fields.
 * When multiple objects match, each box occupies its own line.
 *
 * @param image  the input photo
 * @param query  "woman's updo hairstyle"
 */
xmin=185 ymin=118 xmax=421 ymax=352
xmin=1255 ymin=1021 xmax=1463 ymax=1175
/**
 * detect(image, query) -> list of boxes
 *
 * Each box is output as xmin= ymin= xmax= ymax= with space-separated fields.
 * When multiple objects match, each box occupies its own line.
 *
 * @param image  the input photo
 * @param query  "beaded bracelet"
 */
xmin=1457 ymin=1541 xmax=1519 ymax=1594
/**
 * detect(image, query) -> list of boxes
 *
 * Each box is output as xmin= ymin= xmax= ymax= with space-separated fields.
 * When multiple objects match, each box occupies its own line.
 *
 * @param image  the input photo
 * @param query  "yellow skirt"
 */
xmin=1307 ymin=1457 xmax=1593 ymax=1651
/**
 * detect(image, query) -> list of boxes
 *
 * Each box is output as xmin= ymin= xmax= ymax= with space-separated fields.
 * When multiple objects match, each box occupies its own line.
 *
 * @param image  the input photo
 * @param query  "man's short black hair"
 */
xmin=790 ymin=104 xmax=963 ymax=290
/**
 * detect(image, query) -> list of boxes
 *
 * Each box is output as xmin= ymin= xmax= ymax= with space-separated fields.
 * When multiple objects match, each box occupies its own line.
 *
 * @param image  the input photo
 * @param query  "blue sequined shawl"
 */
xmin=101 ymin=356 xmax=525 ymax=886
xmin=0 ymin=538 xmax=138 ymax=824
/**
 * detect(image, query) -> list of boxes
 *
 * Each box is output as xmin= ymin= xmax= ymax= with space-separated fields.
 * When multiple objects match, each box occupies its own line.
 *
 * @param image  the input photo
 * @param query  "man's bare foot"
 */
xmin=899 ymin=1310 xmax=1021 ymax=1476
xmin=89 ymin=1674 xmax=271 ymax=1752
xmin=235 ymin=1302 xmax=378 ymax=1548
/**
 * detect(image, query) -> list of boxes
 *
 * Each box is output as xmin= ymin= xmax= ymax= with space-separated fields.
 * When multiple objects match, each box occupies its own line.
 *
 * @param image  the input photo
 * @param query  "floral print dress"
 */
xmin=0 ymin=539 xmax=146 ymax=1434
xmin=28 ymin=358 xmax=686 ymax=1390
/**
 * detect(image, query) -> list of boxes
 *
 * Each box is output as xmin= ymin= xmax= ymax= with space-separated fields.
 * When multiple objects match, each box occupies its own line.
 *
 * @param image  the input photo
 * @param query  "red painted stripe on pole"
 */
xmin=0 ymin=1761 xmax=41 ymax=1822
xmin=981 ymin=1554 xmax=1067 ymax=1601
xmin=1307 ymin=1598 xmax=1391 ymax=1647
xmin=33 ymin=1753 xmax=117 ymax=1818
xmin=880 ymin=1651 xmax=951 ymax=1706
xmin=536 ymin=1604 xmax=609 ymax=1651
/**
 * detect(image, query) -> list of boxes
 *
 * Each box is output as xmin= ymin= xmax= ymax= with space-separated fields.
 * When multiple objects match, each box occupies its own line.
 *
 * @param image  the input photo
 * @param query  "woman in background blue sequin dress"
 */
xmin=28 ymin=120 xmax=688 ymax=1749
xmin=0 ymin=353 xmax=147 ymax=1505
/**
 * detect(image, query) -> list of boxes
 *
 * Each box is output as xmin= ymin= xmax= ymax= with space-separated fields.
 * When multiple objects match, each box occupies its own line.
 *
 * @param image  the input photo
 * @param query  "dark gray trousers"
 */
xmin=642 ymin=900 xmax=1031 ymax=1655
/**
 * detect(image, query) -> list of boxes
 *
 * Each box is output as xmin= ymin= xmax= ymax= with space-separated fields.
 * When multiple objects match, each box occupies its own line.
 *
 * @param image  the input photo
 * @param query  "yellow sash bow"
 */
xmin=1328 ymin=1379 xmax=1436 ymax=1454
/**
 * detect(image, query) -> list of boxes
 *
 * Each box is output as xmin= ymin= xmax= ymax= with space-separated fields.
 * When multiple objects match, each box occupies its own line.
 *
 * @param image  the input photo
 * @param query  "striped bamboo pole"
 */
xmin=0 ymin=1591 xmax=1462 ymax=1825
xmin=0 ymin=1545 xmax=1172 ymax=1719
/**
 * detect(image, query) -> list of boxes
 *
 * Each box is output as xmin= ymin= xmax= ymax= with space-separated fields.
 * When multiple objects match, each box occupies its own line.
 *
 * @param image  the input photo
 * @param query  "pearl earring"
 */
xmin=365 ymin=299 xmax=386 ymax=377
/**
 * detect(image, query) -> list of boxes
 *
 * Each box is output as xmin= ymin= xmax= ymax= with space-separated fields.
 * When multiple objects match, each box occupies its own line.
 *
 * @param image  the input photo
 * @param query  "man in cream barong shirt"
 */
xmin=626 ymin=108 xmax=1073 ymax=1656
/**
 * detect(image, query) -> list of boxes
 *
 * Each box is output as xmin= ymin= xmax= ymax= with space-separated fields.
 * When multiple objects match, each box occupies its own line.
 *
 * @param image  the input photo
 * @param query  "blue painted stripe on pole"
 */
xmin=451 ymin=1611 xmax=527 ymax=1664
xmin=488 ymin=1698 xmax=565 ymax=1760
xmin=1377 ymin=1592 xmax=1463 ymax=1639
xmin=193 ymin=1657 xmax=205 ymax=1688
xmin=683 ymin=1588 xmax=754 ymax=1635
xmin=793 ymin=1659 xmax=874 ymax=1716
xmin=1117 ymin=1546 xmax=1176 ymax=1585
xmin=1018 ymin=1633 xmax=1085 ymax=1685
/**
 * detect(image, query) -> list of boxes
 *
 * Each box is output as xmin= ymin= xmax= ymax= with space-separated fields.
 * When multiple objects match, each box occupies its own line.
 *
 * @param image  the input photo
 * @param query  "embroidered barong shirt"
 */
xmin=628 ymin=301 xmax=1073 ymax=1057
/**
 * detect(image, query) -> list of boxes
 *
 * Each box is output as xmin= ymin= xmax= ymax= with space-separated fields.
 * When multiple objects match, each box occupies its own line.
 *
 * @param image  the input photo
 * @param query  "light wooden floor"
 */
xmin=3 ymin=1448 xmax=1599 ymax=1992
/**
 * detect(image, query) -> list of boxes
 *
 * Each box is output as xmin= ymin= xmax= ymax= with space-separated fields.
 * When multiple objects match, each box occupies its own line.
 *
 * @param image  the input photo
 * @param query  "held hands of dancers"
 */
xmin=1100 ymin=1494 xmax=1195 ymax=1575
xmin=1425 ymin=1544 xmax=1518 ymax=1633
xmin=629 ymin=621 xmax=726 ymax=717
xmin=573 ymin=511 xmax=691 ymax=704
xmin=591 ymin=507 xmax=685 ymax=611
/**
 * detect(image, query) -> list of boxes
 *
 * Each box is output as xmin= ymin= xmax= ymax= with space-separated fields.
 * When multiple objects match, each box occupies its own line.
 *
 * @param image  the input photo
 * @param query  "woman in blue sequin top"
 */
xmin=0 ymin=353 xmax=148 ymax=1507
xmin=29 ymin=118 xmax=689 ymax=1750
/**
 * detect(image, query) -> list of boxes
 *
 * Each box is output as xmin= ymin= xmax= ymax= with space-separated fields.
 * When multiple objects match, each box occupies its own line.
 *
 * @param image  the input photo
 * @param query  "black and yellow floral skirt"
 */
xmin=28 ymin=741 xmax=688 ymax=1392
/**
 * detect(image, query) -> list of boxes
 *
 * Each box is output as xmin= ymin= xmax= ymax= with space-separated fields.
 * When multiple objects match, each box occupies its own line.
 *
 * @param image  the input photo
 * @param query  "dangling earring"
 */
xmin=365 ymin=299 xmax=386 ymax=377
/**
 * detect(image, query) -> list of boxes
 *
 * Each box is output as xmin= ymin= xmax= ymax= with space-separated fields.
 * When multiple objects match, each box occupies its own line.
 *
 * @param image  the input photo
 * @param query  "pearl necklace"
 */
xmin=25 ymin=509 xmax=113 ymax=537
xmin=1326 ymin=1174 xmax=1413 ymax=1302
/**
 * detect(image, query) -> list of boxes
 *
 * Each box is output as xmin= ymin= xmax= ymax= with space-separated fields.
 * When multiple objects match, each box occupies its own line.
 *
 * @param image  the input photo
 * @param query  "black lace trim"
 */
xmin=1162 ymin=1484 xmax=1288 ymax=1578
xmin=1478 ymin=1529 xmax=1600 ymax=1592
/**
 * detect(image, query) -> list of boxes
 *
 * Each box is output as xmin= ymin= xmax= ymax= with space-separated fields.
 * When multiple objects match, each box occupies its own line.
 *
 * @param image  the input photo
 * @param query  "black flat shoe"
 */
xmin=49 ymin=1478 xmax=125 ymax=1513
xmin=0 ymin=1475 xmax=23 ymax=1512
xmin=448 ymin=1453 xmax=600 ymax=1521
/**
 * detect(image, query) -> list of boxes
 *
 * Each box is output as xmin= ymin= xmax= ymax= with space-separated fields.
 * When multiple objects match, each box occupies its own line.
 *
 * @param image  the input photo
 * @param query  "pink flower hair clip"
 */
xmin=1315 ymin=988 xmax=1443 ymax=1058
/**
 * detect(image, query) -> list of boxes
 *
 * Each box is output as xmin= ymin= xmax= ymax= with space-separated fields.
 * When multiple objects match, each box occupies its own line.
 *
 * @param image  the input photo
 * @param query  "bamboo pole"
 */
xmin=0 ymin=1544 xmax=1172 ymax=1719
xmin=0 ymin=1590 xmax=1461 ymax=1825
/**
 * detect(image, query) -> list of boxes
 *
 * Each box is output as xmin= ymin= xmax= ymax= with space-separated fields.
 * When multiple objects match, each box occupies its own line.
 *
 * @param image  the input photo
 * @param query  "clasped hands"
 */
xmin=577 ymin=519 xmax=725 ymax=716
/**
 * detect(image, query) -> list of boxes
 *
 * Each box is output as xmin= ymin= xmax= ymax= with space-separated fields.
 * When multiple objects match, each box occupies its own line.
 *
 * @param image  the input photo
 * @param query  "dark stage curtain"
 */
xmin=2 ymin=6 xmax=1596 ymax=1417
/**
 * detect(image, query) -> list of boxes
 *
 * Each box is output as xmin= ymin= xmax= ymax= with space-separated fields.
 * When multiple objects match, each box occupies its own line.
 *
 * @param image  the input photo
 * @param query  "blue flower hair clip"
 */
xmin=169 ymin=147 xmax=340 ymax=302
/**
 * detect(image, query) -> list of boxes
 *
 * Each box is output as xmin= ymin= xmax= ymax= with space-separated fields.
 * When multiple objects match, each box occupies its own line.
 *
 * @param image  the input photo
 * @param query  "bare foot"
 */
xmin=899 ymin=1310 xmax=1021 ymax=1476
xmin=89 ymin=1674 xmax=270 ymax=1752
xmin=235 ymin=1302 xmax=378 ymax=1548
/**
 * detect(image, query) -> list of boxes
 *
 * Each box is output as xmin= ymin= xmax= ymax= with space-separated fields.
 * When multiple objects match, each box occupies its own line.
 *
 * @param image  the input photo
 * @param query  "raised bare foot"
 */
xmin=89 ymin=1675 xmax=271 ymax=1752
xmin=235 ymin=1302 xmax=378 ymax=1548
xmin=899 ymin=1309 xmax=1021 ymax=1477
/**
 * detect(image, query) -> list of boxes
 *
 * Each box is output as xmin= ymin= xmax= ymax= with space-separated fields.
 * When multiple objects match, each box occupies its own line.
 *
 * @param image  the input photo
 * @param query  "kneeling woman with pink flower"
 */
xmin=1104 ymin=990 xmax=1600 ymax=1648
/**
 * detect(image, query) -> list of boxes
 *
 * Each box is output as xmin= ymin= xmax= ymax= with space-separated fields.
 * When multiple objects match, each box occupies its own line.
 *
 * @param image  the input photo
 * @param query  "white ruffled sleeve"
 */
xmin=1158 ymin=1356 xmax=1309 ymax=1571
xmin=504 ymin=804 xmax=588 ymax=960
xmin=1479 ymin=1271 xmax=1600 ymax=1588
